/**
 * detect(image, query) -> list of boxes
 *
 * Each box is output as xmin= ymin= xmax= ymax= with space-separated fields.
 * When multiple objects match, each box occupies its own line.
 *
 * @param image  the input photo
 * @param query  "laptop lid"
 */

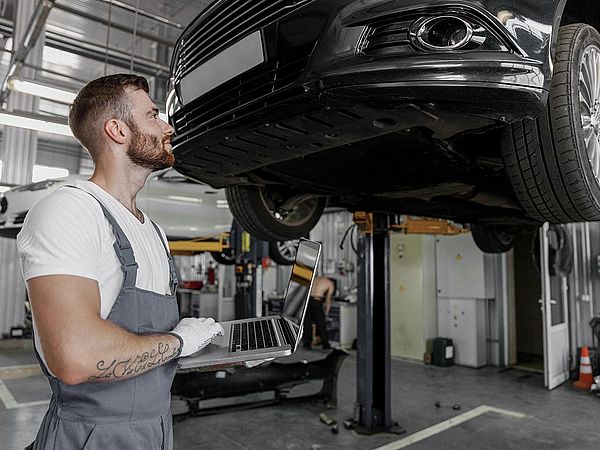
xmin=280 ymin=239 xmax=321 ymax=351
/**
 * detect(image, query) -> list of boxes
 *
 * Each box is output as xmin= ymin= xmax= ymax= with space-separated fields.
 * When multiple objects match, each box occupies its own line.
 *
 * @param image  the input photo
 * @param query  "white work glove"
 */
xmin=171 ymin=317 xmax=224 ymax=357
xmin=244 ymin=358 xmax=274 ymax=368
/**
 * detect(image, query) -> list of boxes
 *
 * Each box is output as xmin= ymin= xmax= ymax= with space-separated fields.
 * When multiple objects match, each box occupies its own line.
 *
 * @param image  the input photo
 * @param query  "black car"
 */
xmin=168 ymin=0 xmax=600 ymax=252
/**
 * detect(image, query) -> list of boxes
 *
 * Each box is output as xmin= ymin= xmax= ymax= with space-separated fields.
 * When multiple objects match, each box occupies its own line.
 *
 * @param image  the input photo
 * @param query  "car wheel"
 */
xmin=225 ymin=186 xmax=325 ymax=241
xmin=502 ymin=24 xmax=600 ymax=222
xmin=210 ymin=249 xmax=236 ymax=265
xmin=268 ymin=240 xmax=298 ymax=265
xmin=470 ymin=224 xmax=514 ymax=253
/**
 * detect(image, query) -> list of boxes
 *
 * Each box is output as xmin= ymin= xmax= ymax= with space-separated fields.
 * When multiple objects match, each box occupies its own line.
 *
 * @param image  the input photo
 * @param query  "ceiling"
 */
xmin=0 ymin=0 xmax=215 ymax=106
xmin=0 ymin=0 xmax=217 ymax=173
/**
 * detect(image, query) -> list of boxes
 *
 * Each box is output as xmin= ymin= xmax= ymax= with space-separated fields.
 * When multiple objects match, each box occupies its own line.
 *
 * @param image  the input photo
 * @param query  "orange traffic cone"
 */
xmin=574 ymin=346 xmax=594 ymax=390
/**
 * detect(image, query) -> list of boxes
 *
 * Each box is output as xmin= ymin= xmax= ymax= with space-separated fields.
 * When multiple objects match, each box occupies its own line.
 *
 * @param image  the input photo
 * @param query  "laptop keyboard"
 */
xmin=231 ymin=320 xmax=279 ymax=352
xmin=278 ymin=318 xmax=295 ymax=347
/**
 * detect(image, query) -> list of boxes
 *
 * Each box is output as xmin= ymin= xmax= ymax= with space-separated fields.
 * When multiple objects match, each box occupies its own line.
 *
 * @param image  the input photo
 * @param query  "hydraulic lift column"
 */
xmin=354 ymin=212 xmax=404 ymax=435
xmin=232 ymin=221 xmax=268 ymax=319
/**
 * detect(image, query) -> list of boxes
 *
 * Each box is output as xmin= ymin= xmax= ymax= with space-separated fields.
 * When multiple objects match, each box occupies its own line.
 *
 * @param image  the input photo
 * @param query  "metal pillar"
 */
xmin=354 ymin=212 xmax=404 ymax=435
xmin=0 ymin=0 xmax=44 ymax=338
xmin=232 ymin=221 xmax=252 ymax=319
xmin=232 ymin=221 xmax=268 ymax=319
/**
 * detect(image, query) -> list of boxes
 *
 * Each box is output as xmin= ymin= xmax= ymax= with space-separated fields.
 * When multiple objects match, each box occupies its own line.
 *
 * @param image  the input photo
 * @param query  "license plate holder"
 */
xmin=180 ymin=30 xmax=265 ymax=105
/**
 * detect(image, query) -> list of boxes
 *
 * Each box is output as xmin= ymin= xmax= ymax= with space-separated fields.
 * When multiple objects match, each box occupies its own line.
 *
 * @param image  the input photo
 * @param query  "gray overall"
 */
xmin=29 ymin=188 xmax=179 ymax=450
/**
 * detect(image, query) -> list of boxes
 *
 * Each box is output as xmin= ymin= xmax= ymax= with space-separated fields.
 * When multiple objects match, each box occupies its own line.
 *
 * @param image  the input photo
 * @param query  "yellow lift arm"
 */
xmin=391 ymin=216 xmax=466 ymax=235
xmin=168 ymin=232 xmax=230 ymax=255
xmin=353 ymin=212 xmax=466 ymax=235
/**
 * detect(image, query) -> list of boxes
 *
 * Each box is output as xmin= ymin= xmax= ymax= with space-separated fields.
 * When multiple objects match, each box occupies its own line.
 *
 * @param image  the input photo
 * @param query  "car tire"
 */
xmin=268 ymin=240 xmax=298 ymax=265
xmin=502 ymin=24 xmax=600 ymax=222
xmin=210 ymin=249 xmax=236 ymax=265
xmin=470 ymin=224 xmax=514 ymax=253
xmin=225 ymin=186 xmax=325 ymax=241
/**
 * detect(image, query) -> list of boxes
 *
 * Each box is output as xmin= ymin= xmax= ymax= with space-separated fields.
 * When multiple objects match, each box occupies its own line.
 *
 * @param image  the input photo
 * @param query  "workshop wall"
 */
xmin=389 ymin=233 xmax=437 ymax=361
xmin=310 ymin=210 xmax=357 ymax=298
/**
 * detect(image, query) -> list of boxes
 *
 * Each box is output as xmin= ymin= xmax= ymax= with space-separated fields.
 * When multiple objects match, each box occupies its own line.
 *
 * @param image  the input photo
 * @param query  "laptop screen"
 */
xmin=281 ymin=239 xmax=321 ymax=327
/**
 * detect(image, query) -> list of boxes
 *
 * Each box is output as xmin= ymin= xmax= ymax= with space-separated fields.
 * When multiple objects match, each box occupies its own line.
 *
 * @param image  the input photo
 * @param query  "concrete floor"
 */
xmin=2 ymin=341 xmax=600 ymax=449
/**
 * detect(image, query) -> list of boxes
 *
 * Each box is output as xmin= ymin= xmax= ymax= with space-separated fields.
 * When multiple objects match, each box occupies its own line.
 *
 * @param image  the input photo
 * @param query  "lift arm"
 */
xmin=168 ymin=232 xmax=230 ymax=255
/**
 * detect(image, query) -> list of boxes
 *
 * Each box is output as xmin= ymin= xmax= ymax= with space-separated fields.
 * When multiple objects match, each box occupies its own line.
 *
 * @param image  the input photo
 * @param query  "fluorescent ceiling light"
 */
xmin=0 ymin=111 xmax=73 ymax=136
xmin=9 ymin=79 xmax=76 ymax=104
xmin=4 ymin=80 xmax=170 ymax=135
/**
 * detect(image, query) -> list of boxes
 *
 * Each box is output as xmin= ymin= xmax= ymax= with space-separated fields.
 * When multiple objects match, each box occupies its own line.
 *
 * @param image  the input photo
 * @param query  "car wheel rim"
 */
xmin=258 ymin=189 xmax=320 ymax=227
xmin=277 ymin=240 xmax=298 ymax=261
xmin=579 ymin=44 xmax=600 ymax=181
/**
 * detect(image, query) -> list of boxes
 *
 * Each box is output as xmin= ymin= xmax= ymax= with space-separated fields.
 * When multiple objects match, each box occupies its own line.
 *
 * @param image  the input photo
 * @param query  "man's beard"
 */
xmin=126 ymin=122 xmax=174 ymax=171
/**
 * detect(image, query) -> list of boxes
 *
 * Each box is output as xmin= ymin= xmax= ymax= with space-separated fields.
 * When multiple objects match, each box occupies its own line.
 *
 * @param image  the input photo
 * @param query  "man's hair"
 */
xmin=68 ymin=73 xmax=149 ymax=160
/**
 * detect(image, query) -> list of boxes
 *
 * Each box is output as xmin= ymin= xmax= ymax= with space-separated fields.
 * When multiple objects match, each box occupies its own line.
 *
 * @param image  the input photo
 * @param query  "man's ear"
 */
xmin=104 ymin=118 xmax=128 ymax=145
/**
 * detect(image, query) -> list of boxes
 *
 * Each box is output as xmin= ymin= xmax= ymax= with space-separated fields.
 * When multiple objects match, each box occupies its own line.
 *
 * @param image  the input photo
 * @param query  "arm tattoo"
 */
xmin=88 ymin=341 xmax=179 ymax=382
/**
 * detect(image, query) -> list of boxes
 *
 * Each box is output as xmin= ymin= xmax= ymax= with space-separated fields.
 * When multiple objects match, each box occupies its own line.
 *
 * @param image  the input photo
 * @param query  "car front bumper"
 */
xmin=169 ymin=0 xmax=560 ymax=187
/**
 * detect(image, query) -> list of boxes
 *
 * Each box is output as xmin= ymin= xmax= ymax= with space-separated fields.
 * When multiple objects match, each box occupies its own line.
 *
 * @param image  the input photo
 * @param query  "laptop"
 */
xmin=177 ymin=238 xmax=322 ymax=370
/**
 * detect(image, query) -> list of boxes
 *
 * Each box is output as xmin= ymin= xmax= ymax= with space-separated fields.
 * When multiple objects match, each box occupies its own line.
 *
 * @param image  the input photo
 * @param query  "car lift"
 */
xmin=167 ymin=225 xmax=268 ymax=318
xmin=351 ymin=212 xmax=466 ymax=435
xmin=169 ymin=214 xmax=465 ymax=432
xmin=168 ymin=232 xmax=231 ymax=256
xmin=228 ymin=221 xmax=269 ymax=319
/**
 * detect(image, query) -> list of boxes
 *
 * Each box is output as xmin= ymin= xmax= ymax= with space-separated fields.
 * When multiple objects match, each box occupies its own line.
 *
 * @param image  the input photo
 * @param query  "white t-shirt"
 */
xmin=17 ymin=180 xmax=172 ymax=371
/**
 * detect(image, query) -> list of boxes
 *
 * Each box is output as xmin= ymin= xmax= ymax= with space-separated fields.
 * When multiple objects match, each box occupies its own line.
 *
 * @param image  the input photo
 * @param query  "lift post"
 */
xmin=232 ymin=222 xmax=269 ymax=319
xmin=353 ymin=211 xmax=404 ymax=435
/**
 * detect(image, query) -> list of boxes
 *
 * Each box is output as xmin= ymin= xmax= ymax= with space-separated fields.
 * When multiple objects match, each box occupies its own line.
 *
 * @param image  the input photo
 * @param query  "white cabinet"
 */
xmin=437 ymin=297 xmax=488 ymax=367
xmin=436 ymin=233 xmax=494 ymax=299
xmin=389 ymin=234 xmax=437 ymax=361
xmin=436 ymin=233 xmax=494 ymax=368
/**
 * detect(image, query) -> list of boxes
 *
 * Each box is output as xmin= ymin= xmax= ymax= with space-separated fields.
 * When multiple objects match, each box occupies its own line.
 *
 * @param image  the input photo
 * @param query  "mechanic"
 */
xmin=303 ymin=276 xmax=334 ymax=350
xmin=17 ymin=74 xmax=223 ymax=450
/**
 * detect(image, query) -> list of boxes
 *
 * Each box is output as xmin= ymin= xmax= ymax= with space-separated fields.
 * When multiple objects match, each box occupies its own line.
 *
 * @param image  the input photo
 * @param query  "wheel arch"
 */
xmin=559 ymin=0 xmax=600 ymax=31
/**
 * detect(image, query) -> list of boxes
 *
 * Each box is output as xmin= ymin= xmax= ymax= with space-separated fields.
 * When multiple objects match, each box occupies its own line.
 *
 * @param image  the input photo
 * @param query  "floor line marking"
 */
xmin=0 ymin=378 xmax=19 ymax=409
xmin=0 ymin=374 xmax=49 ymax=410
xmin=0 ymin=364 xmax=39 ymax=372
xmin=14 ymin=400 xmax=50 ymax=409
xmin=374 ymin=405 xmax=528 ymax=450
xmin=0 ymin=364 xmax=42 ymax=380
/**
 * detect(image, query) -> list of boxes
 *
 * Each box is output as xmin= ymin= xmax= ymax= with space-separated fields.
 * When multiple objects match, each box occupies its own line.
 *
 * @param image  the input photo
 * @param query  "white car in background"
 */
xmin=0 ymin=169 xmax=297 ymax=264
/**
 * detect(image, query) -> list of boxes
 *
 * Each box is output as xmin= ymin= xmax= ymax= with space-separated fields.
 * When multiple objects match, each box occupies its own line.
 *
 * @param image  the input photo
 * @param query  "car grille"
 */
xmin=173 ymin=43 xmax=313 ymax=137
xmin=359 ymin=20 xmax=413 ymax=56
xmin=174 ymin=0 xmax=312 ymax=84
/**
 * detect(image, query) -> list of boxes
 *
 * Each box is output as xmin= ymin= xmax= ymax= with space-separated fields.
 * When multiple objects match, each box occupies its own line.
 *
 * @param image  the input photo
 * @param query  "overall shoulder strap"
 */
xmin=149 ymin=220 xmax=178 ymax=296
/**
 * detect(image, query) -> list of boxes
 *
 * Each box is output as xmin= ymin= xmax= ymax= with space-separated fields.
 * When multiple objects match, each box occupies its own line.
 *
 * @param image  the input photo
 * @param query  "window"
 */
xmin=32 ymin=164 xmax=69 ymax=182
